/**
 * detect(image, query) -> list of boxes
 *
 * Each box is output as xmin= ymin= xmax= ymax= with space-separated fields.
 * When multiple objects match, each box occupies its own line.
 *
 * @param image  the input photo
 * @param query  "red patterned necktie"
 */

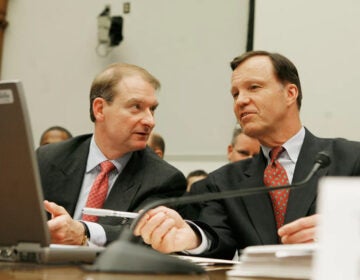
xmin=263 ymin=146 xmax=289 ymax=229
xmin=82 ymin=161 xmax=115 ymax=222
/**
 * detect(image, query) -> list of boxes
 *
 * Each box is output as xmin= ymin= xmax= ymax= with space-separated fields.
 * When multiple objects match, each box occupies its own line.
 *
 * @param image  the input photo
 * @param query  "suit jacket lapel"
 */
xmin=104 ymin=150 xmax=145 ymax=211
xmin=240 ymin=129 xmax=331 ymax=243
xmin=55 ymin=138 xmax=90 ymax=215
xmin=285 ymin=129 xmax=329 ymax=223
xmin=241 ymin=153 xmax=279 ymax=244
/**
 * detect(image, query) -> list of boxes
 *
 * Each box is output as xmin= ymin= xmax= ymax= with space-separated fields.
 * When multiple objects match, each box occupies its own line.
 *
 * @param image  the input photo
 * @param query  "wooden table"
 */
xmin=0 ymin=262 xmax=292 ymax=280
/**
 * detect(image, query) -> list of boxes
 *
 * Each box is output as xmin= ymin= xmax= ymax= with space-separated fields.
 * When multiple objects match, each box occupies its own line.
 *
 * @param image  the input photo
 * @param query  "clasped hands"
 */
xmin=133 ymin=206 xmax=319 ymax=254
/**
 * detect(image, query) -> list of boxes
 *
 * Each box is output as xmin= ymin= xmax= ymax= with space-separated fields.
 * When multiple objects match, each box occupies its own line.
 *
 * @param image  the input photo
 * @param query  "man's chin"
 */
xmin=242 ymin=126 xmax=260 ymax=138
xmin=131 ymin=142 xmax=147 ymax=151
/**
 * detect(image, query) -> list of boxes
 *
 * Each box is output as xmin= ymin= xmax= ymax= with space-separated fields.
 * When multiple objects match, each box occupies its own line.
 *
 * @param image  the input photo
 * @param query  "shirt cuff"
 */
xmin=82 ymin=221 xmax=106 ymax=247
xmin=183 ymin=220 xmax=210 ymax=255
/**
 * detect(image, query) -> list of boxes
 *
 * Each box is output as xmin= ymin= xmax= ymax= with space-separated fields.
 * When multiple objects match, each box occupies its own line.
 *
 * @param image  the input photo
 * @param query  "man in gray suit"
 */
xmin=133 ymin=50 xmax=360 ymax=259
xmin=36 ymin=63 xmax=186 ymax=246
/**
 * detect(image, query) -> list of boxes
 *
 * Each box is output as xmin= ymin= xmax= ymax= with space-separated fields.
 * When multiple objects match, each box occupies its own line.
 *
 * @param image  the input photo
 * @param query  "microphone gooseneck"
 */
xmin=301 ymin=151 xmax=331 ymax=183
xmin=129 ymin=151 xmax=331 ymax=232
xmin=88 ymin=151 xmax=331 ymax=274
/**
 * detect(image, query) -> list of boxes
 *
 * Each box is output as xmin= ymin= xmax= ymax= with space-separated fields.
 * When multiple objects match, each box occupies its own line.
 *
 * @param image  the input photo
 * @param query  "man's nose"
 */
xmin=142 ymin=110 xmax=155 ymax=128
xmin=235 ymin=92 xmax=251 ymax=106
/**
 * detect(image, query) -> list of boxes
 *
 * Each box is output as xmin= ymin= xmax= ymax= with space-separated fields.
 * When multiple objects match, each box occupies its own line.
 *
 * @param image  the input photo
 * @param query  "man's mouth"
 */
xmin=240 ymin=112 xmax=253 ymax=119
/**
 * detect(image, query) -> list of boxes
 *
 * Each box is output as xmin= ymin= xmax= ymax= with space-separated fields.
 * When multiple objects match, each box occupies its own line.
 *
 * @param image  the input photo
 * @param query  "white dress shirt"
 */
xmin=73 ymin=135 xmax=132 ymax=246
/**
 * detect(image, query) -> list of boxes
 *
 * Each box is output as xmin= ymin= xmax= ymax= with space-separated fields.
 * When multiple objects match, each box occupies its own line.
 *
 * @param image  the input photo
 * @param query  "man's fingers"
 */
xmin=140 ymin=212 xmax=168 ymax=244
xmin=133 ymin=213 xmax=150 ymax=236
xmin=281 ymin=227 xmax=317 ymax=244
xmin=278 ymin=214 xmax=318 ymax=237
xmin=134 ymin=206 xmax=182 ymax=236
xmin=150 ymin=217 xmax=176 ymax=246
xmin=133 ymin=206 xmax=192 ymax=253
xmin=152 ymin=227 xmax=178 ymax=253
xmin=44 ymin=200 xmax=68 ymax=217
xmin=278 ymin=214 xmax=319 ymax=244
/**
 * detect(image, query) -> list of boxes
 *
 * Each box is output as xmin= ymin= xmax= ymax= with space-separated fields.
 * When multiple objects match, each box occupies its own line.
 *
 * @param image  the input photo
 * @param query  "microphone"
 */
xmin=85 ymin=151 xmax=331 ymax=274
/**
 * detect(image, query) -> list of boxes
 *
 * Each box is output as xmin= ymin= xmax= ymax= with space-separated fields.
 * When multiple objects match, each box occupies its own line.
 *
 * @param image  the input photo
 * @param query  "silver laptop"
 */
xmin=0 ymin=80 xmax=104 ymax=264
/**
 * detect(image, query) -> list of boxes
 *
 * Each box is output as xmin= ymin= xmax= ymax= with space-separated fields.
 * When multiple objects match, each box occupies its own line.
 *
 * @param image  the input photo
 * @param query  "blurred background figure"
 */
xmin=227 ymin=126 xmax=260 ymax=162
xmin=147 ymin=132 xmax=165 ymax=159
xmin=186 ymin=169 xmax=208 ymax=192
xmin=178 ymin=169 xmax=209 ymax=220
xmin=39 ymin=126 xmax=73 ymax=146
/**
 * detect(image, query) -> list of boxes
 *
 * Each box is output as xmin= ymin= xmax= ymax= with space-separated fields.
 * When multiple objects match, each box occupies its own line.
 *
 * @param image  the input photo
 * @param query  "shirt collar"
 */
xmin=86 ymin=135 xmax=133 ymax=173
xmin=261 ymin=127 xmax=305 ymax=163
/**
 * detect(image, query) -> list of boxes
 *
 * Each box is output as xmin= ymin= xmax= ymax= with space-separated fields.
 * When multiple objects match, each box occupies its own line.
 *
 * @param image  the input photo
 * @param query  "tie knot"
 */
xmin=100 ymin=161 xmax=115 ymax=173
xmin=270 ymin=146 xmax=284 ymax=162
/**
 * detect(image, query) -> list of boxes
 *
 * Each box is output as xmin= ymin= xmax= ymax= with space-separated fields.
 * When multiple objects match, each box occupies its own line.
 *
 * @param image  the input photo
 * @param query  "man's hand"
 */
xmin=44 ymin=200 xmax=85 ymax=245
xmin=133 ymin=206 xmax=200 ymax=253
xmin=278 ymin=214 xmax=319 ymax=244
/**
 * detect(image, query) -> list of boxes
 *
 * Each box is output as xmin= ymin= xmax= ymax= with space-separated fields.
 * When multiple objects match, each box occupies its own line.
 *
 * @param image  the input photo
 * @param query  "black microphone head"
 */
xmin=315 ymin=151 xmax=331 ymax=168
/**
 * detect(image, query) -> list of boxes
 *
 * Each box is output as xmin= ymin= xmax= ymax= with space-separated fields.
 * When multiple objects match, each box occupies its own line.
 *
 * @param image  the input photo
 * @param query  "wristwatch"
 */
xmin=79 ymin=221 xmax=90 ymax=246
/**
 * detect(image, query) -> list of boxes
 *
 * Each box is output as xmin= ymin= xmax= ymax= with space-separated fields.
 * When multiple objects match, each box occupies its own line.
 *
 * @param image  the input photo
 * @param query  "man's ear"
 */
xmin=155 ymin=149 xmax=164 ymax=159
xmin=227 ymin=144 xmax=233 ymax=160
xmin=286 ymin=84 xmax=298 ymax=106
xmin=92 ymin=98 xmax=105 ymax=121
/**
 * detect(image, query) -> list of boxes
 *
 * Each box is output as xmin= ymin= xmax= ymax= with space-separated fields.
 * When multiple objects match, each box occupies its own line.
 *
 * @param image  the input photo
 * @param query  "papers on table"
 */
xmin=227 ymin=243 xmax=316 ymax=279
xmin=176 ymin=255 xmax=240 ymax=266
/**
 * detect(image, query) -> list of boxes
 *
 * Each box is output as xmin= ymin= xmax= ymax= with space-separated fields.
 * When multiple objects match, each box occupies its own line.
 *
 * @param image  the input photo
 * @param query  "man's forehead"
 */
xmin=234 ymin=56 xmax=272 ymax=73
xmin=117 ymin=75 xmax=151 ymax=89
xmin=237 ymin=55 xmax=271 ymax=67
xmin=231 ymin=56 xmax=273 ymax=82
xmin=115 ymin=77 xmax=157 ymax=99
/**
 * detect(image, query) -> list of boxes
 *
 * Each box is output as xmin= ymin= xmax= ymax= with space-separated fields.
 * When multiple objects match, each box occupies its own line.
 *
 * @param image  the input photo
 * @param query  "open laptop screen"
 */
xmin=0 ymin=80 xmax=50 ymax=247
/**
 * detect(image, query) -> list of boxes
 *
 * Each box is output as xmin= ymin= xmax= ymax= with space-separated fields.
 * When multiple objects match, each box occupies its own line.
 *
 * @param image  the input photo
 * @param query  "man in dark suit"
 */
xmin=133 ymin=50 xmax=360 ymax=259
xmin=36 ymin=63 xmax=186 ymax=246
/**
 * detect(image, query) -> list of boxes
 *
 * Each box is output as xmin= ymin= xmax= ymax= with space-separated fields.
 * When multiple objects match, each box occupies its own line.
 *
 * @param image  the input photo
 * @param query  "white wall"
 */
xmin=254 ymin=0 xmax=360 ymax=141
xmin=5 ymin=1 xmax=358 ymax=176
xmin=2 ymin=0 xmax=248 ymax=175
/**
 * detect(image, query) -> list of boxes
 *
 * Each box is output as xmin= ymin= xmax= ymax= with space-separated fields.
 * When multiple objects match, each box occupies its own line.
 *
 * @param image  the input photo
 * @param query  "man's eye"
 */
xmin=249 ymin=85 xmax=260 ymax=90
xmin=232 ymin=92 xmax=239 ymax=99
xmin=150 ymin=106 xmax=157 ymax=114
xmin=237 ymin=150 xmax=250 ymax=156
